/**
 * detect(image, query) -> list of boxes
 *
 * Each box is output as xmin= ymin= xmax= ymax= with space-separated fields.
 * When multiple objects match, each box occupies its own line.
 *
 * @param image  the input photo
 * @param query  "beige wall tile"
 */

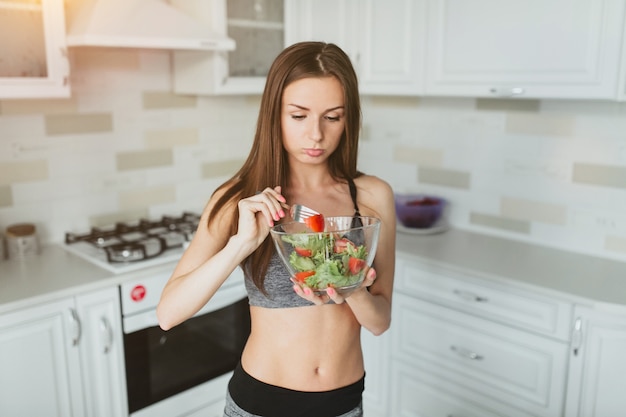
xmin=476 ymin=98 xmax=540 ymax=112
xmin=89 ymin=209 xmax=149 ymax=228
xmin=71 ymin=48 xmax=140 ymax=70
xmin=0 ymin=98 xmax=78 ymax=115
xmin=144 ymin=128 xmax=199 ymax=149
xmin=0 ymin=160 xmax=48 ymax=185
xmin=45 ymin=113 xmax=113 ymax=135
xmin=470 ymin=212 xmax=531 ymax=234
xmin=0 ymin=185 xmax=13 ymax=207
xmin=368 ymin=96 xmax=420 ymax=108
xmin=605 ymin=235 xmax=626 ymax=255
xmin=506 ymin=113 xmax=574 ymax=136
xmin=119 ymin=185 xmax=176 ymax=210
xmin=418 ymin=167 xmax=470 ymax=189
xmin=572 ymin=163 xmax=626 ymax=189
xmin=393 ymin=145 xmax=443 ymax=167
xmin=116 ymin=149 xmax=173 ymax=171
xmin=143 ymin=92 xmax=197 ymax=109
xmin=501 ymin=197 xmax=567 ymax=225
xmin=202 ymin=159 xmax=244 ymax=179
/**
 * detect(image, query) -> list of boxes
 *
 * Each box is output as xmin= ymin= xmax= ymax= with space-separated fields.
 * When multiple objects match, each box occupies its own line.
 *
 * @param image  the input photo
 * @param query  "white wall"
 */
xmin=1 ymin=48 xmax=625 ymax=263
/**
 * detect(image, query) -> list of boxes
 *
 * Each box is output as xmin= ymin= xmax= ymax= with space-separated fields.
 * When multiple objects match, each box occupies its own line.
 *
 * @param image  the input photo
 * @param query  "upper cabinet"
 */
xmin=285 ymin=0 xmax=426 ymax=96
xmin=173 ymin=0 xmax=285 ymax=95
xmin=0 ymin=0 xmax=70 ymax=99
xmin=425 ymin=0 xmax=626 ymax=100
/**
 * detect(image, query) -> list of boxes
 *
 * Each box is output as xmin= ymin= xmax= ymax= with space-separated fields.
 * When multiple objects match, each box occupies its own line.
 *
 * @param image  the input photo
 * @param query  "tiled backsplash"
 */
xmin=1 ymin=49 xmax=625 ymax=264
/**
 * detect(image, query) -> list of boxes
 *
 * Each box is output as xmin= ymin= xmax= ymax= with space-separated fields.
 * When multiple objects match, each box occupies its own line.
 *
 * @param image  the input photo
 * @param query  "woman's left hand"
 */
xmin=292 ymin=267 xmax=377 ymax=305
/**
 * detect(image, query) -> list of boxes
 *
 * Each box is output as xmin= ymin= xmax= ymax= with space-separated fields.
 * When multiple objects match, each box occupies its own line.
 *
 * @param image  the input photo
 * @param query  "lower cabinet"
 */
xmin=565 ymin=306 xmax=626 ymax=417
xmin=391 ymin=293 xmax=569 ymax=417
xmin=362 ymin=327 xmax=390 ymax=417
xmin=0 ymin=287 xmax=127 ymax=417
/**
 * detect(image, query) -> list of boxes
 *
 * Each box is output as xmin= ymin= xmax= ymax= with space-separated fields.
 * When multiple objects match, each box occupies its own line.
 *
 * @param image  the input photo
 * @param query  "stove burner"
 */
xmin=65 ymin=212 xmax=200 ymax=263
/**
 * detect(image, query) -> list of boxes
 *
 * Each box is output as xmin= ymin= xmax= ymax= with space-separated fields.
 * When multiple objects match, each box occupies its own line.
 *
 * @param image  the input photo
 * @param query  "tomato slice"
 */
xmin=294 ymin=270 xmax=315 ymax=283
xmin=348 ymin=257 xmax=367 ymax=275
xmin=294 ymin=247 xmax=312 ymax=257
xmin=305 ymin=214 xmax=325 ymax=232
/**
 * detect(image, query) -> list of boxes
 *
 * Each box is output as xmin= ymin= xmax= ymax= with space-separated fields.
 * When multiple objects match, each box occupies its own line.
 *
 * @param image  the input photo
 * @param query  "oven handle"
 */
xmin=123 ymin=280 xmax=247 ymax=334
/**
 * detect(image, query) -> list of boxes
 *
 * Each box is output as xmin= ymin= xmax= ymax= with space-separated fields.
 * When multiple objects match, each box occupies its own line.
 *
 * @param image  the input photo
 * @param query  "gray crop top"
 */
xmin=245 ymin=178 xmax=362 ymax=308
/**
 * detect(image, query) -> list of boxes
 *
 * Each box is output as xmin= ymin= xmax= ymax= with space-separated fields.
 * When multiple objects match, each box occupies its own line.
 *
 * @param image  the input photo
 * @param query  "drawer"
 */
xmin=395 ymin=256 xmax=572 ymax=341
xmin=389 ymin=360 xmax=534 ymax=417
xmin=391 ymin=293 xmax=568 ymax=417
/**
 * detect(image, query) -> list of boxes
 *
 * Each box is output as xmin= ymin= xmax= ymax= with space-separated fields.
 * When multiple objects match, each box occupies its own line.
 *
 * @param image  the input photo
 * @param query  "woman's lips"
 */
xmin=305 ymin=148 xmax=324 ymax=157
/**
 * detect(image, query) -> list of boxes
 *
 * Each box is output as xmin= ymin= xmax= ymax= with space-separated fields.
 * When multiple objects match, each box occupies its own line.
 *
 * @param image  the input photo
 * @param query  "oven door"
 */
xmin=122 ymin=273 xmax=249 ymax=416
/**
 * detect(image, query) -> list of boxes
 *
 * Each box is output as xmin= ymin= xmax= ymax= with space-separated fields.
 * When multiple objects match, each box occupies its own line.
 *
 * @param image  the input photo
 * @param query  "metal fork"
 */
xmin=289 ymin=204 xmax=320 ymax=223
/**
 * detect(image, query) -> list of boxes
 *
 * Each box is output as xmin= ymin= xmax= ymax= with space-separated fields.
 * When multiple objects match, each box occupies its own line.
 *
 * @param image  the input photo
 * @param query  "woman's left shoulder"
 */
xmin=354 ymin=174 xmax=393 ymax=196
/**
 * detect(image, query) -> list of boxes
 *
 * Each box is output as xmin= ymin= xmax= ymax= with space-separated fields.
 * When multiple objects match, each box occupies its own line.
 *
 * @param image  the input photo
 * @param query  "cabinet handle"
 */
xmin=100 ymin=317 xmax=113 ymax=354
xmin=571 ymin=317 xmax=583 ymax=356
xmin=69 ymin=308 xmax=82 ymax=346
xmin=453 ymin=289 xmax=488 ymax=303
xmin=450 ymin=345 xmax=483 ymax=361
xmin=489 ymin=87 xmax=525 ymax=97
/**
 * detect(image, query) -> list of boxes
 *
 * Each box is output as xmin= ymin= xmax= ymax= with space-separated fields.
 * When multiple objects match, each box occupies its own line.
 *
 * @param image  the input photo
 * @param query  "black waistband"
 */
xmin=228 ymin=362 xmax=364 ymax=417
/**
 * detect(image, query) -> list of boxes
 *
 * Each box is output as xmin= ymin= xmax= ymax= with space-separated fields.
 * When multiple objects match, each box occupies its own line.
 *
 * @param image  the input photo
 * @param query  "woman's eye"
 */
xmin=325 ymin=115 xmax=341 ymax=122
xmin=291 ymin=115 xmax=306 ymax=120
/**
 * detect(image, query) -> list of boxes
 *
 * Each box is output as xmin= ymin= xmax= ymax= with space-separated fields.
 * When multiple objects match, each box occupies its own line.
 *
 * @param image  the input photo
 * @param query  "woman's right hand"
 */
xmin=235 ymin=186 xmax=287 ymax=250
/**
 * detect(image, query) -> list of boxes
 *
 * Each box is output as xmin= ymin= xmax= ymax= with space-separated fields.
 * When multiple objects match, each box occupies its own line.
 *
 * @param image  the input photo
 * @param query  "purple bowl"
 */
xmin=395 ymin=194 xmax=446 ymax=229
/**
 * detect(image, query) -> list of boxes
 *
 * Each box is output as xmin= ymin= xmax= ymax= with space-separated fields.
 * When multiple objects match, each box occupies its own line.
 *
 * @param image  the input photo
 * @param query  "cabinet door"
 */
xmin=75 ymin=287 xmax=128 ymax=417
xmin=0 ymin=0 xmax=70 ymax=98
xmin=173 ymin=0 xmax=285 ymax=95
xmin=0 ymin=298 xmax=84 ymax=416
xmin=356 ymin=0 xmax=426 ymax=95
xmin=565 ymin=306 xmax=626 ymax=417
xmin=425 ymin=0 xmax=625 ymax=99
xmin=361 ymin=329 xmax=390 ymax=417
xmin=284 ymin=0 xmax=359 ymax=62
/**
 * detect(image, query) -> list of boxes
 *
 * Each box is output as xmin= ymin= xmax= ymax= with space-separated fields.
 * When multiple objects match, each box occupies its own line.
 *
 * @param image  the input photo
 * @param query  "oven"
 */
xmin=63 ymin=212 xmax=251 ymax=416
xmin=120 ymin=267 xmax=249 ymax=417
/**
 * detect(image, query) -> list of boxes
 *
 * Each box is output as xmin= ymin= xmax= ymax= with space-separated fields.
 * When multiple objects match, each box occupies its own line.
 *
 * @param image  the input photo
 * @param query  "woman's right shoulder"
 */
xmin=201 ymin=181 xmax=240 ymax=232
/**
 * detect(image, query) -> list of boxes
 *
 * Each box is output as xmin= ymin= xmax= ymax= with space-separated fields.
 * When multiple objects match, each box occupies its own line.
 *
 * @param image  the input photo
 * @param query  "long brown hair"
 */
xmin=208 ymin=41 xmax=362 ymax=291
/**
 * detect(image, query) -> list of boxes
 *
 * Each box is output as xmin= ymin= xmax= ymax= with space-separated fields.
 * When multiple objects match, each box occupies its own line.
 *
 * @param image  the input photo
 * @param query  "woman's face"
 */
xmin=280 ymin=76 xmax=345 ymax=166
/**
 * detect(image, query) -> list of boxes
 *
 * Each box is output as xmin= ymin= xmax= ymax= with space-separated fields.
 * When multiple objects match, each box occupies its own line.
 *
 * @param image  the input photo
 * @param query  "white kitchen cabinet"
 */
xmin=361 ymin=328 xmax=390 ymax=417
xmin=173 ymin=0 xmax=285 ymax=95
xmin=387 ymin=254 xmax=572 ymax=417
xmin=425 ymin=0 xmax=626 ymax=100
xmin=0 ymin=298 xmax=85 ymax=417
xmin=0 ymin=287 xmax=127 ymax=417
xmin=75 ymin=287 xmax=128 ymax=417
xmin=284 ymin=0 xmax=426 ymax=96
xmin=0 ymin=0 xmax=70 ymax=98
xmin=565 ymin=306 xmax=626 ymax=417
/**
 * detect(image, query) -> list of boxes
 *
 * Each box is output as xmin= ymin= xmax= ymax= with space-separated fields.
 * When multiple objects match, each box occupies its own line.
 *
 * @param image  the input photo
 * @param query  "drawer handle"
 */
xmin=453 ymin=289 xmax=488 ymax=303
xmin=450 ymin=345 xmax=483 ymax=361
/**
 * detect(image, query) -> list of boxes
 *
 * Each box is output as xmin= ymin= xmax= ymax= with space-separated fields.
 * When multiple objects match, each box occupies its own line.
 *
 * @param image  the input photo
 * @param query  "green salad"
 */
xmin=281 ymin=232 xmax=369 ymax=290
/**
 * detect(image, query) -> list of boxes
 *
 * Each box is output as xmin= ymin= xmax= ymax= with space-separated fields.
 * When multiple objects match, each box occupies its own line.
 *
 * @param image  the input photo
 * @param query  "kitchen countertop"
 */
xmin=396 ymin=228 xmax=626 ymax=311
xmin=1 ymin=229 xmax=626 ymax=314
xmin=0 ymin=244 xmax=177 ymax=314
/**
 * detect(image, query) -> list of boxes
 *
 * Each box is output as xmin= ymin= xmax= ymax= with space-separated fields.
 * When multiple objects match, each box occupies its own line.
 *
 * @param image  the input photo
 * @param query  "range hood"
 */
xmin=65 ymin=0 xmax=236 ymax=51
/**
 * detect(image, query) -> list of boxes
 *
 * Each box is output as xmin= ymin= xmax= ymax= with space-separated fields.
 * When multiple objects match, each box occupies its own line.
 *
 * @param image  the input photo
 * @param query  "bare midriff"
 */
xmin=240 ymin=303 xmax=364 ymax=392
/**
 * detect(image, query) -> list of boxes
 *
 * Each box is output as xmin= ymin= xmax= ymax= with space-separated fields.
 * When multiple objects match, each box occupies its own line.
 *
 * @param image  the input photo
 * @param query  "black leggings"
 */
xmin=226 ymin=362 xmax=364 ymax=417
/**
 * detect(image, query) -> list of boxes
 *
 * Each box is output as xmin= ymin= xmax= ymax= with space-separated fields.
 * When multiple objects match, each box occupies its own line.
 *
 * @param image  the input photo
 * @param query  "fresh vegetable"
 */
xmin=294 ymin=270 xmax=316 ymax=283
xmin=304 ymin=214 xmax=325 ymax=232
xmin=281 ymin=231 xmax=369 ymax=290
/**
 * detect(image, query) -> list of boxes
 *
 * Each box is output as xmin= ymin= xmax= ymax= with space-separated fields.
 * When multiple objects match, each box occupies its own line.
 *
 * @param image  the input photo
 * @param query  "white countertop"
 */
xmin=0 ymin=244 xmax=177 ymax=314
xmin=396 ymin=228 xmax=626 ymax=311
xmin=1 ymin=230 xmax=626 ymax=314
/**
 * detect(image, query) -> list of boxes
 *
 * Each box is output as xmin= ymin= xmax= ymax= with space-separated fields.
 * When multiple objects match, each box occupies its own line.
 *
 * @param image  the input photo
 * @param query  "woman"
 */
xmin=157 ymin=41 xmax=396 ymax=417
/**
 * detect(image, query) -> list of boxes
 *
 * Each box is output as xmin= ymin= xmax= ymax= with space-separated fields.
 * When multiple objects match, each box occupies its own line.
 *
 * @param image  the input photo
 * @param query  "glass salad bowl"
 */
xmin=270 ymin=216 xmax=381 ymax=297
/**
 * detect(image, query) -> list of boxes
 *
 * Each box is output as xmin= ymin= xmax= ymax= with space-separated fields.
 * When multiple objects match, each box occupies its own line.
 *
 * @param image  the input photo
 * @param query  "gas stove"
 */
xmin=63 ymin=212 xmax=200 ymax=274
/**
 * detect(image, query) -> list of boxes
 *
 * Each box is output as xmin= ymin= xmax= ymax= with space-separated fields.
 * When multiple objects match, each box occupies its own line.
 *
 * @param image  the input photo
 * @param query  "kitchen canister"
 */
xmin=6 ymin=223 xmax=40 ymax=259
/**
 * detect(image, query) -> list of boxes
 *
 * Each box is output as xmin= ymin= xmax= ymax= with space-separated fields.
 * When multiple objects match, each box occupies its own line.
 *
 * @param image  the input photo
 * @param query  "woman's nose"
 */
xmin=308 ymin=119 xmax=323 ymax=142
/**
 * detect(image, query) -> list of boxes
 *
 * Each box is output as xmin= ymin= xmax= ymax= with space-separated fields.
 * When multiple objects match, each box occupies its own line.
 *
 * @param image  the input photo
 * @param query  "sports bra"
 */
xmin=245 ymin=178 xmax=362 ymax=308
